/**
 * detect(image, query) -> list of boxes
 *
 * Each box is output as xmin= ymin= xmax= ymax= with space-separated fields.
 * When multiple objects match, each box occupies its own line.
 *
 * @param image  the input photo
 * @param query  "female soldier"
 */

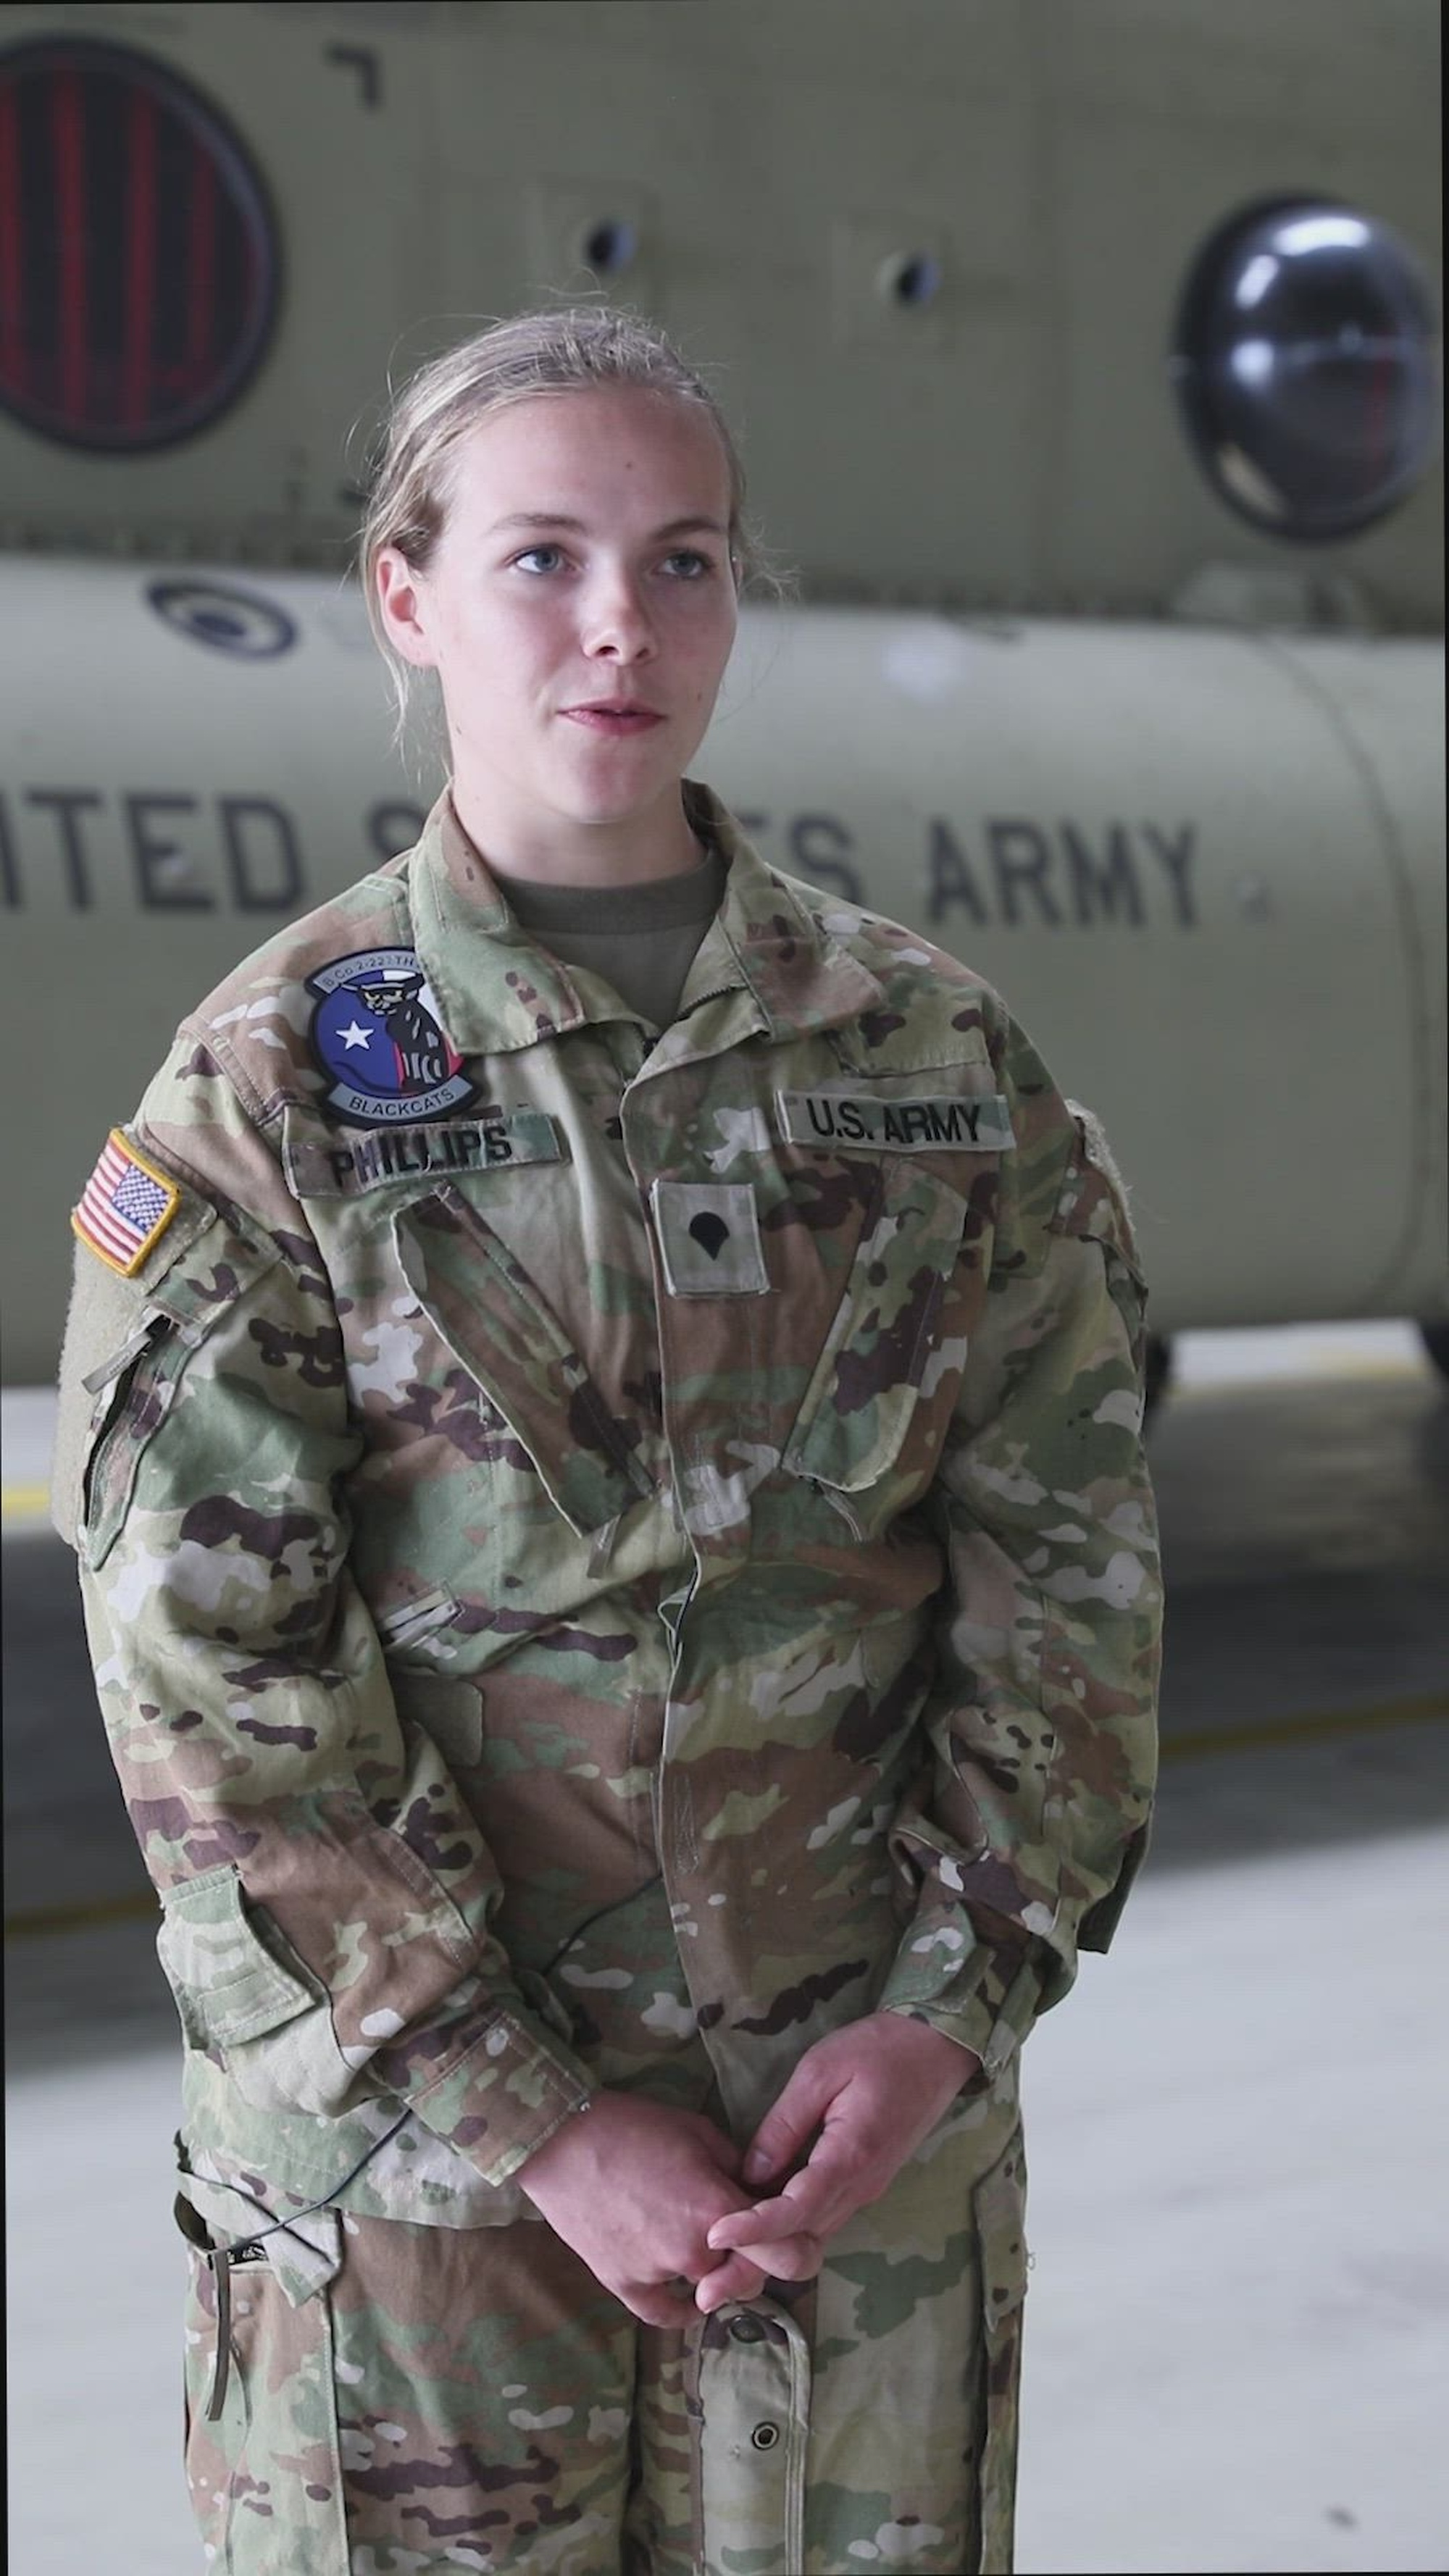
xmin=55 ymin=306 xmax=1161 ymax=2575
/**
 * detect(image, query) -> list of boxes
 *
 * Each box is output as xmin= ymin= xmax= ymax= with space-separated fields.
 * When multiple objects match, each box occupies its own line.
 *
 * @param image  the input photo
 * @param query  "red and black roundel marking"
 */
xmin=0 ymin=33 xmax=280 ymax=453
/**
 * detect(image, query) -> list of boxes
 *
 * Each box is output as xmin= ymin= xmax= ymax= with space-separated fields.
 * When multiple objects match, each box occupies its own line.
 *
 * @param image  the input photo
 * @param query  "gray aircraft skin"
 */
xmin=0 ymin=0 xmax=1443 ymax=1386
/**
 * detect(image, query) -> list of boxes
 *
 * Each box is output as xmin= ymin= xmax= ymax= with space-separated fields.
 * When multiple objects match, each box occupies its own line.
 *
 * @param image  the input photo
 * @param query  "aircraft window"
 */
xmin=1170 ymin=198 xmax=1440 ymax=540
xmin=879 ymin=253 xmax=943 ymax=311
xmin=0 ymin=33 xmax=279 ymax=453
xmin=582 ymin=219 xmax=639 ymax=278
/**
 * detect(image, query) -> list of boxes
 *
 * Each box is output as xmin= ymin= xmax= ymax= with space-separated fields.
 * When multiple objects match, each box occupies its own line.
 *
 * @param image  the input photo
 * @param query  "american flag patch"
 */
xmin=72 ymin=1130 xmax=181 ymax=1276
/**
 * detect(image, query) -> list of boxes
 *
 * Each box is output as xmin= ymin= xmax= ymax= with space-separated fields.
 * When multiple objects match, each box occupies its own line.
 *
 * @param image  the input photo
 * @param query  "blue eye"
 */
xmin=514 ymin=545 xmax=566 ymax=574
xmin=661 ymin=550 xmax=711 ymax=578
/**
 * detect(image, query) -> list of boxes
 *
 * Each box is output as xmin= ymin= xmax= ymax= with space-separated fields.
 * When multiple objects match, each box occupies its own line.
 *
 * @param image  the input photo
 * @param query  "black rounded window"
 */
xmin=0 ymin=34 xmax=280 ymax=453
xmin=581 ymin=219 xmax=638 ymax=278
xmin=879 ymin=252 xmax=943 ymax=311
xmin=1171 ymin=198 xmax=1440 ymax=540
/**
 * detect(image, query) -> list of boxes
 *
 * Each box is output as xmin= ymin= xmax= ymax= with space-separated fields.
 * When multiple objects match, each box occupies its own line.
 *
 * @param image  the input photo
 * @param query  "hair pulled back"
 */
xmin=360 ymin=305 xmax=772 ymax=739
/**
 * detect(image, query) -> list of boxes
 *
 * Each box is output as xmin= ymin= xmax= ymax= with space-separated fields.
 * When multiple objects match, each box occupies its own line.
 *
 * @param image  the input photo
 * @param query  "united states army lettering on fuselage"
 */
xmin=732 ymin=811 xmax=1200 ymax=929
xmin=1 ymin=793 xmax=1198 ymax=928
xmin=0 ymin=788 xmax=429 ymax=912
xmin=777 ymin=1091 xmax=1015 ymax=1152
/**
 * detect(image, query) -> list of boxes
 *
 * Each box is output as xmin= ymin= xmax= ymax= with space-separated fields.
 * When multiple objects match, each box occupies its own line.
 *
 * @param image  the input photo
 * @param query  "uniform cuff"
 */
xmin=877 ymin=1928 xmax=1044 ymax=2084
xmin=400 ymin=2008 xmax=596 ymax=2188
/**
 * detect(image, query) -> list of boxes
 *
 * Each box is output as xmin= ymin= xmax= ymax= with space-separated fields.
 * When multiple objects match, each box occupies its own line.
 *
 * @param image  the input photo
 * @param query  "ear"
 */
xmin=375 ymin=548 xmax=440 ymax=669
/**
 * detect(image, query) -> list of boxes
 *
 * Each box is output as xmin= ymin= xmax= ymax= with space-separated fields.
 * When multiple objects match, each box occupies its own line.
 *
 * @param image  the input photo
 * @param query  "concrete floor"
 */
xmin=6 ymin=1323 xmax=1448 ymax=2573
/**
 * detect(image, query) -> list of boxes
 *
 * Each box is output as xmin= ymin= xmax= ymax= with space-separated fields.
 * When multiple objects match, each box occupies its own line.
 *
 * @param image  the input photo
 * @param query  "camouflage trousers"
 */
xmin=175 ymin=2088 xmax=1027 ymax=2576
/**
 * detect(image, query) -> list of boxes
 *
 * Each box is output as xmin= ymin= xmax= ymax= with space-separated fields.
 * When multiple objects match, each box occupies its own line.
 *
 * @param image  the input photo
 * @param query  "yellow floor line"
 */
xmin=1167 ymin=1361 xmax=1428 ymax=1399
xmin=2 ymin=1484 xmax=51 ymax=1523
xmin=5 ymin=1697 xmax=1444 ymax=1941
xmin=5 ymin=1886 xmax=159 ymax=1940
xmin=1159 ymin=1692 xmax=1447 ymax=1762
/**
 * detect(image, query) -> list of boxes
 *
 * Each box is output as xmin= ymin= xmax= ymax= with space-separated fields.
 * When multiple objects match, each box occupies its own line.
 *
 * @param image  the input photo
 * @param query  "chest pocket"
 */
xmin=782 ymin=1155 xmax=970 ymax=1510
xmin=393 ymin=1182 xmax=653 ymax=1537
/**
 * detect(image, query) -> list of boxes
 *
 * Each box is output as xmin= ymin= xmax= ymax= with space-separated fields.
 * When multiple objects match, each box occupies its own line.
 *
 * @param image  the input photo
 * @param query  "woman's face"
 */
xmin=376 ymin=385 xmax=739 ymax=863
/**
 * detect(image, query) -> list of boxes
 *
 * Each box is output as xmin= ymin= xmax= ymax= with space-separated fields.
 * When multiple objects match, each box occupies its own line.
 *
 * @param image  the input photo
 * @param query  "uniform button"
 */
xmin=729 ymin=2314 xmax=766 ymax=2344
xmin=751 ymin=2421 xmax=780 ymax=2451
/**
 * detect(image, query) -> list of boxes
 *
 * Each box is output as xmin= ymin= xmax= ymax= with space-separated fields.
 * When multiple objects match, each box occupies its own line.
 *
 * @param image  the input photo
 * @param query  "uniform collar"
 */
xmin=409 ymin=783 xmax=883 ymax=1057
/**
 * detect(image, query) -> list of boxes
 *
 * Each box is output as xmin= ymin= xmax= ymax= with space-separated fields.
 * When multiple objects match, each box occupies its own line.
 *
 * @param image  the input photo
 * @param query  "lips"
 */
xmin=560 ymin=703 xmax=665 ymax=733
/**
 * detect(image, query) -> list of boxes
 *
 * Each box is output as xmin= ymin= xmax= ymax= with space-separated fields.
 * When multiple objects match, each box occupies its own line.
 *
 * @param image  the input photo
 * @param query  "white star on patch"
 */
xmin=337 ymin=1019 xmax=374 ymax=1051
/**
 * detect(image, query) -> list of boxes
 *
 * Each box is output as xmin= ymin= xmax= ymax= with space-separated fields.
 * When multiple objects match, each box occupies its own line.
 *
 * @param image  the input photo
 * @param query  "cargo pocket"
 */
xmin=175 ymin=2171 xmax=346 ymax=2566
xmin=973 ymin=2127 xmax=1029 ymax=2575
xmin=394 ymin=1182 xmax=653 ymax=1536
xmin=782 ymin=1157 xmax=970 ymax=1526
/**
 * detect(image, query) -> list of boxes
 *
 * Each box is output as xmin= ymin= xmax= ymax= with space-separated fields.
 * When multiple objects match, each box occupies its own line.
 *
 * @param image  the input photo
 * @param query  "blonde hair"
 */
xmin=360 ymin=305 xmax=778 ymax=741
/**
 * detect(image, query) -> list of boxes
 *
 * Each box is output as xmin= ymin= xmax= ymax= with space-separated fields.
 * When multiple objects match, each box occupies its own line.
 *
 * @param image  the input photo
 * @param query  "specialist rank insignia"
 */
xmin=306 ymin=948 xmax=478 ymax=1124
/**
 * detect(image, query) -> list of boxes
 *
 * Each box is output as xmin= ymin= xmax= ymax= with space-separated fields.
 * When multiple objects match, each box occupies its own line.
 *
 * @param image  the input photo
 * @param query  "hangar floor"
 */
xmin=5 ymin=1323 xmax=1448 ymax=2575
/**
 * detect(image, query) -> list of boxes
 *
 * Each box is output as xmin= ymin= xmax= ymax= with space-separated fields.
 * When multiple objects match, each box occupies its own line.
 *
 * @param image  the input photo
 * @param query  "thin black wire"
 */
xmin=538 ymin=1874 xmax=663 ymax=1981
xmin=192 ymin=1897 xmax=658 ymax=2266
xmin=191 ymin=2106 xmax=412 ymax=2265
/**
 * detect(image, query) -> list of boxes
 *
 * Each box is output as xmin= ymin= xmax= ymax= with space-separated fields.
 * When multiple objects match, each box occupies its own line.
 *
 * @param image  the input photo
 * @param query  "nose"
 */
xmin=580 ymin=566 xmax=656 ymax=663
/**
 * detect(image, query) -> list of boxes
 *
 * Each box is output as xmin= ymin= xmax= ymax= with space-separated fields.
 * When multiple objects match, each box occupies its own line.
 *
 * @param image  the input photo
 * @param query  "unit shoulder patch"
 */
xmin=306 ymin=947 xmax=477 ymax=1124
xmin=776 ymin=1090 xmax=1014 ymax=1153
xmin=72 ymin=1129 xmax=182 ymax=1276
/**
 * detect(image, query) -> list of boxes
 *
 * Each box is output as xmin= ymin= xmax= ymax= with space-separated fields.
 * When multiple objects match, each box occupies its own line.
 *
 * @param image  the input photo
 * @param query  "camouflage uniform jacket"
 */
xmin=56 ymin=785 xmax=1161 ymax=2228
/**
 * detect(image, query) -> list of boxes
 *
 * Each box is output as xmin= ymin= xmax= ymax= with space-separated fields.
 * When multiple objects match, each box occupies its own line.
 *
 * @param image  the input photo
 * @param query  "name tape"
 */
xmin=284 ymin=1112 xmax=563 ymax=1197
xmin=776 ymin=1090 xmax=1014 ymax=1153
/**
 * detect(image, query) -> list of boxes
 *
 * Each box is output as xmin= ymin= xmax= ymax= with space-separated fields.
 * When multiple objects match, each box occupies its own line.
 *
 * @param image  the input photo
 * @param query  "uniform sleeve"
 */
xmin=876 ymin=1029 xmax=1162 ymax=2083
xmin=54 ymin=1027 xmax=594 ymax=2188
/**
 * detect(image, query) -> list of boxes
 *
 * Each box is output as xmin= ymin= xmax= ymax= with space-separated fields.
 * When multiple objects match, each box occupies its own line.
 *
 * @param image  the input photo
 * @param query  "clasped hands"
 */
xmin=519 ymin=2011 xmax=974 ymax=2328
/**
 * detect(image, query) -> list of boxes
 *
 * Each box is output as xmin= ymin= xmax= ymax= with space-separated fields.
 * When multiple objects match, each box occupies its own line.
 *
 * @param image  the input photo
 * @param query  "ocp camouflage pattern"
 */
xmin=171 ymin=2076 xmax=1027 ymax=2574
xmin=56 ymin=784 xmax=1162 ymax=2570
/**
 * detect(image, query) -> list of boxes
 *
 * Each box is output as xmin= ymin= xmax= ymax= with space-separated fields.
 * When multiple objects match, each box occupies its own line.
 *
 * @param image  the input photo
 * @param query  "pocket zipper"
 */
xmin=82 ymin=1313 xmax=162 ymax=1397
xmin=809 ymin=1477 xmax=866 ymax=1541
xmin=376 ymin=1589 xmax=460 ymax=1655
xmin=80 ymin=1316 xmax=169 ymax=1539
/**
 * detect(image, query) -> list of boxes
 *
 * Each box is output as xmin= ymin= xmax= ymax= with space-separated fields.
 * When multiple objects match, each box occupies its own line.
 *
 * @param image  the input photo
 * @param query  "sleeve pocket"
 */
xmin=1100 ymin=1238 xmax=1149 ymax=1388
xmin=53 ymin=1251 xmax=164 ymax=1557
xmin=157 ymin=1865 xmax=321 ymax=2052
xmin=57 ymin=1203 xmax=282 ymax=1569
xmin=78 ymin=1316 xmax=188 ymax=1569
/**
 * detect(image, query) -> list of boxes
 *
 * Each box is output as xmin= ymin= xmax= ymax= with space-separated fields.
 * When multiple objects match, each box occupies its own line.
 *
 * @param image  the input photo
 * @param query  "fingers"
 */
xmin=706 ymin=2191 xmax=811 ymax=2252
xmin=730 ymin=2230 xmax=822 ymax=2285
xmin=693 ymin=2227 xmax=822 ymax=2314
xmin=742 ymin=2054 xmax=837 ymax=2187
xmin=622 ymin=2279 xmax=700 ymax=2330
xmin=693 ymin=2250 xmax=767 ymax=2314
xmin=722 ymin=2173 xmax=840 ymax=2245
xmin=710 ymin=2130 xmax=863 ymax=2249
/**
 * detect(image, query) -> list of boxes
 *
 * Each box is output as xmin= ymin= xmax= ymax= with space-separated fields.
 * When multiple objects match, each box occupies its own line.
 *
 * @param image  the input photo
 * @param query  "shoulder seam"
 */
xmin=177 ymin=1015 xmax=272 ymax=1131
